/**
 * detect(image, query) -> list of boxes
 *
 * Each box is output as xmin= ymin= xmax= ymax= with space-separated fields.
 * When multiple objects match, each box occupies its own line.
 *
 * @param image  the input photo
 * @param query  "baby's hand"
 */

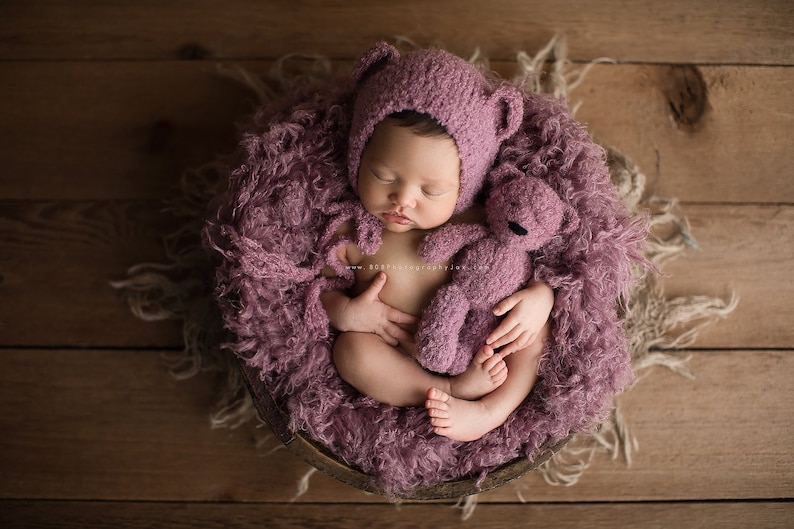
xmin=339 ymin=272 xmax=418 ymax=346
xmin=486 ymin=281 xmax=554 ymax=356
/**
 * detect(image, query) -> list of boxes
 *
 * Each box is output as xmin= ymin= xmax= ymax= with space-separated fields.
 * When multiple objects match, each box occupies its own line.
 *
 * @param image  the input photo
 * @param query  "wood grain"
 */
xmin=660 ymin=204 xmax=794 ymax=348
xmin=1 ymin=1 xmax=791 ymax=64
xmin=0 ymin=500 xmax=791 ymax=529
xmin=0 ymin=349 xmax=790 ymax=503
xmin=0 ymin=200 xmax=183 ymax=347
xmin=0 ymin=62 xmax=256 ymax=201
xmin=573 ymin=65 xmax=794 ymax=204
xmin=1 ymin=62 xmax=790 ymax=203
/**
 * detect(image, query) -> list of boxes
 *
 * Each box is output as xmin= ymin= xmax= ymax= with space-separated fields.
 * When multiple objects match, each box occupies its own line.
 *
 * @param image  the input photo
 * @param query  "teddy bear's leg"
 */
xmin=415 ymin=285 xmax=471 ymax=375
xmin=447 ymin=309 xmax=499 ymax=375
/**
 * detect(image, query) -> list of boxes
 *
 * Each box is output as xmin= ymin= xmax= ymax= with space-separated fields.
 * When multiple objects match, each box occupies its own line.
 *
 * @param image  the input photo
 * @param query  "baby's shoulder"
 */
xmin=334 ymin=219 xmax=354 ymax=236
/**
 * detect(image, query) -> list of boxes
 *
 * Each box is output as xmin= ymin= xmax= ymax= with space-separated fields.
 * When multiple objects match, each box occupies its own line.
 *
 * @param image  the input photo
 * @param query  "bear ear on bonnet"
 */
xmin=351 ymin=42 xmax=400 ymax=86
xmin=351 ymin=41 xmax=521 ymax=144
xmin=489 ymin=84 xmax=523 ymax=142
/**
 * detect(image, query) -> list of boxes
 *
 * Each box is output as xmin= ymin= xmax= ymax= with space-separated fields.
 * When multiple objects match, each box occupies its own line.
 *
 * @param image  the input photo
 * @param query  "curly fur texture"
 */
xmin=204 ymin=63 xmax=648 ymax=497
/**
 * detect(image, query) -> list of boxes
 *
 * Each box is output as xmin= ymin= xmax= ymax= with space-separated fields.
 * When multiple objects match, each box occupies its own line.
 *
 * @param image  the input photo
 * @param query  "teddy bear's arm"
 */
xmin=419 ymin=223 xmax=489 ymax=264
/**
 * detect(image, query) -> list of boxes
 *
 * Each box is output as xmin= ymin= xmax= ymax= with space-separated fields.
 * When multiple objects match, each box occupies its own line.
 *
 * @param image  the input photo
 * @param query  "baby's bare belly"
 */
xmin=355 ymin=261 xmax=451 ymax=320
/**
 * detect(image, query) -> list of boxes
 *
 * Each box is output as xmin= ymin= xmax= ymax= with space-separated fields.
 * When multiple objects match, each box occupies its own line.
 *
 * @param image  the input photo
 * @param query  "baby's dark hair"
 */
xmin=388 ymin=110 xmax=450 ymax=138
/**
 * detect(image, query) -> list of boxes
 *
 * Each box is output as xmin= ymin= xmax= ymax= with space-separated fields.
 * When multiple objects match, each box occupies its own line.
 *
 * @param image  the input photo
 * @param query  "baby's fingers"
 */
xmin=487 ymin=323 xmax=521 ymax=350
xmin=492 ymin=294 xmax=520 ymax=317
xmin=486 ymin=310 xmax=524 ymax=346
xmin=374 ymin=321 xmax=413 ymax=347
xmin=362 ymin=271 xmax=389 ymax=299
xmin=375 ymin=326 xmax=401 ymax=347
xmin=379 ymin=334 xmax=400 ymax=347
xmin=387 ymin=323 xmax=415 ymax=345
xmin=498 ymin=331 xmax=533 ymax=357
xmin=388 ymin=307 xmax=419 ymax=326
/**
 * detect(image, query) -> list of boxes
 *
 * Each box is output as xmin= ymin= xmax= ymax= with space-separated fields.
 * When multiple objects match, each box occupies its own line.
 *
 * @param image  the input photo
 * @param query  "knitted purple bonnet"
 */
xmin=348 ymin=43 xmax=524 ymax=213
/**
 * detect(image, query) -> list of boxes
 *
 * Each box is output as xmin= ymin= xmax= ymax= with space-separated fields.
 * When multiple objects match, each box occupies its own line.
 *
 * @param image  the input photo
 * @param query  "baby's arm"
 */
xmin=486 ymin=280 xmax=554 ymax=356
xmin=320 ymin=239 xmax=417 ymax=346
xmin=321 ymin=271 xmax=417 ymax=346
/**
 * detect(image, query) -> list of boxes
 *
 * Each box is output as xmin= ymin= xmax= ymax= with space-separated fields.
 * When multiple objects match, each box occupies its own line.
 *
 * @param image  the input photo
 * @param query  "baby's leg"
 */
xmin=426 ymin=322 xmax=549 ymax=442
xmin=334 ymin=332 xmax=444 ymax=407
xmin=334 ymin=333 xmax=506 ymax=407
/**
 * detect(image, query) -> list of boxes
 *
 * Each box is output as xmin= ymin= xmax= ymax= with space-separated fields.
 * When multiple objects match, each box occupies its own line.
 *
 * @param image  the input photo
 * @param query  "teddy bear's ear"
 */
xmin=487 ymin=162 xmax=524 ymax=187
xmin=488 ymin=84 xmax=523 ymax=141
xmin=351 ymin=42 xmax=400 ymax=86
xmin=560 ymin=203 xmax=581 ymax=235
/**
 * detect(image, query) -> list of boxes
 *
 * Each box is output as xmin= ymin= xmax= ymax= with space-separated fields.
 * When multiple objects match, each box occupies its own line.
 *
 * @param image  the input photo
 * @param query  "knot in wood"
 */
xmin=662 ymin=65 xmax=708 ymax=132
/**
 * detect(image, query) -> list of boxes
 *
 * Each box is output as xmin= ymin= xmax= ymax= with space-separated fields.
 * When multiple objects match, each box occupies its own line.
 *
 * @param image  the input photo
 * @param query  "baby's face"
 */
xmin=357 ymin=119 xmax=461 ymax=232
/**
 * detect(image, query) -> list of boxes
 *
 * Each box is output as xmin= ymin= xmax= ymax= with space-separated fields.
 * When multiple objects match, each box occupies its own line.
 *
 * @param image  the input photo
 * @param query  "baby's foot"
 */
xmin=425 ymin=387 xmax=506 ymax=442
xmin=448 ymin=346 xmax=507 ymax=401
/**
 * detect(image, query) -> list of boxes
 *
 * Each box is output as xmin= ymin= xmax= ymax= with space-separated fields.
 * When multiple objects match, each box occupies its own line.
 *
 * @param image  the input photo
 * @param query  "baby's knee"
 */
xmin=332 ymin=332 xmax=356 ymax=365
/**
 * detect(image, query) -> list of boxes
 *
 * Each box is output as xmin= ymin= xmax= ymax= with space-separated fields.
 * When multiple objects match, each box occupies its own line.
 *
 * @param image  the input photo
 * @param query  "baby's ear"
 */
xmin=351 ymin=42 xmax=400 ymax=85
xmin=488 ymin=85 xmax=523 ymax=141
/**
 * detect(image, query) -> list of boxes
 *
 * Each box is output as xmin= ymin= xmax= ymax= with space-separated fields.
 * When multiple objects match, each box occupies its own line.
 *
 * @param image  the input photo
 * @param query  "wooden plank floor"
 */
xmin=1 ymin=2 xmax=792 ymax=527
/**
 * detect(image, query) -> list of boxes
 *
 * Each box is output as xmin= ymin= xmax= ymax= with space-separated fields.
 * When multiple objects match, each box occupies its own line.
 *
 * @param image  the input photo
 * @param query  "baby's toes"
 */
xmin=483 ymin=352 xmax=506 ymax=373
xmin=473 ymin=345 xmax=495 ymax=365
xmin=430 ymin=417 xmax=452 ymax=429
xmin=426 ymin=406 xmax=449 ymax=419
xmin=425 ymin=387 xmax=452 ymax=409
xmin=493 ymin=366 xmax=508 ymax=385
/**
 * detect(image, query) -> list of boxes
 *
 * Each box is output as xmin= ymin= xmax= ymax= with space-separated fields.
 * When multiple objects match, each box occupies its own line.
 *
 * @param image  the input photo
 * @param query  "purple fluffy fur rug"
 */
xmin=201 ymin=61 xmax=647 ymax=497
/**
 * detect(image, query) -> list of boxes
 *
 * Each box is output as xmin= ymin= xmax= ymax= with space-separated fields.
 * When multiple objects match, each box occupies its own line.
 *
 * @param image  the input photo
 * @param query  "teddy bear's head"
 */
xmin=486 ymin=172 xmax=579 ymax=251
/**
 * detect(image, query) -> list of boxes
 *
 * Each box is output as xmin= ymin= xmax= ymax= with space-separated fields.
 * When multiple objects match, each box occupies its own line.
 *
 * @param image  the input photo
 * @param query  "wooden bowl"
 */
xmin=240 ymin=360 xmax=572 ymax=500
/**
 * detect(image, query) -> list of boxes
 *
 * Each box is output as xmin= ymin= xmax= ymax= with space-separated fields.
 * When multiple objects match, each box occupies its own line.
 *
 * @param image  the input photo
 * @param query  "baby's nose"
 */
xmin=390 ymin=188 xmax=416 ymax=208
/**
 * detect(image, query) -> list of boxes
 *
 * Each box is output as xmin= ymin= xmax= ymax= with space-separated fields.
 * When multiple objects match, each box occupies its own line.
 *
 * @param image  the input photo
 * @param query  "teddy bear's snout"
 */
xmin=508 ymin=221 xmax=528 ymax=236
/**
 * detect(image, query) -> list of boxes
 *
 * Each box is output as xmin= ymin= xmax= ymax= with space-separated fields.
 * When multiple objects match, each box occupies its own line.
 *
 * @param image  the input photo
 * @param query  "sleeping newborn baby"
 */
xmin=320 ymin=44 xmax=554 ymax=442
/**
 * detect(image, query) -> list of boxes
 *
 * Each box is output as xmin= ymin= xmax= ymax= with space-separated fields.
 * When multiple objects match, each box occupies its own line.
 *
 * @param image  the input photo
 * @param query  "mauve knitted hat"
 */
xmin=348 ymin=42 xmax=524 ymax=213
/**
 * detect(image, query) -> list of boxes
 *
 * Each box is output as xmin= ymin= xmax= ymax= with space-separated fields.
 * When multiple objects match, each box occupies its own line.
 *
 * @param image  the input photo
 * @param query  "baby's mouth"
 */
xmin=382 ymin=210 xmax=412 ymax=225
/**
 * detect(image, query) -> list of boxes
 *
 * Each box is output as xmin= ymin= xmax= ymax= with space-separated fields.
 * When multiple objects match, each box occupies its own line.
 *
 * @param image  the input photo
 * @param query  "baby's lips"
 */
xmin=382 ymin=211 xmax=412 ymax=225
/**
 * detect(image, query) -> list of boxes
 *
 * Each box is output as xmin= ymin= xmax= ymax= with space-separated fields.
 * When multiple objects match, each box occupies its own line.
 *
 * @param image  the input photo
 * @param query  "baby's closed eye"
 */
xmin=423 ymin=186 xmax=453 ymax=198
xmin=372 ymin=170 xmax=396 ymax=184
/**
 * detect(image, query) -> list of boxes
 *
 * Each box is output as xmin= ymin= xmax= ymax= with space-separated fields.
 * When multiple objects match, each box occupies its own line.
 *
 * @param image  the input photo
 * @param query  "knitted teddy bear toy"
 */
xmin=415 ymin=167 xmax=579 ymax=375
